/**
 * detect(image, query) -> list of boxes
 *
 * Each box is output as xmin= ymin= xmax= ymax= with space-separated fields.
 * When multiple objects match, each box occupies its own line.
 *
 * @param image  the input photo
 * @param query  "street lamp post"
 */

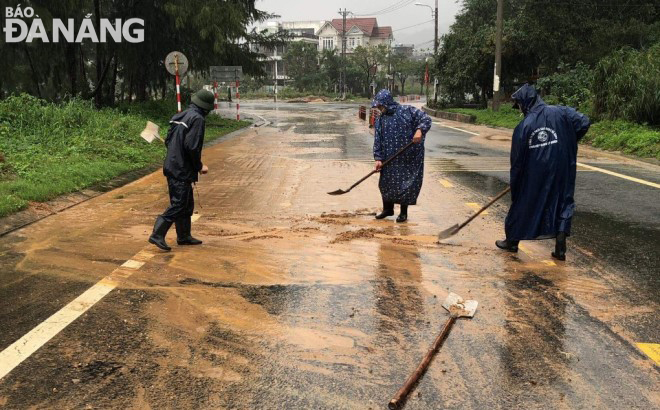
xmin=415 ymin=1 xmax=438 ymax=55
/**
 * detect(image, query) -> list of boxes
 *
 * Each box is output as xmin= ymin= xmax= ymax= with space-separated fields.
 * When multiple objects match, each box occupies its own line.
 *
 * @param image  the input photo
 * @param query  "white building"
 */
xmin=316 ymin=18 xmax=393 ymax=53
xmin=250 ymin=21 xmax=326 ymax=85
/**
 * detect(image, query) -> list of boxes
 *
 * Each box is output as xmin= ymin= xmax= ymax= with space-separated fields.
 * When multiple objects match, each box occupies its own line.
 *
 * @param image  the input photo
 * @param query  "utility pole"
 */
xmin=338 ymin=9 xmax=349 ymax=100
xmin=492 ymin=0 xmax=503 ymax=111
xmin=274 ymin=46 xmax=278 ymax=102
xmin=434 ymin=0 xmax=438 ymax=55
xmin=388 ymin=38 xmax=393 ymax=91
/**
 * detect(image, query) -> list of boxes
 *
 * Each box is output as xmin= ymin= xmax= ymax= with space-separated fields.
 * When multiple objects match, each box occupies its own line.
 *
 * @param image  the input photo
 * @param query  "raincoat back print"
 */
xmin=372 ymin=90 xmax=432 ymax=205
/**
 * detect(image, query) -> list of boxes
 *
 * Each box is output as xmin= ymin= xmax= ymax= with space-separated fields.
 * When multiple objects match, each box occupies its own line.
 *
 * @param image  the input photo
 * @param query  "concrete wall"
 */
xmin=422 ymin=106 xmax=476 ymax=124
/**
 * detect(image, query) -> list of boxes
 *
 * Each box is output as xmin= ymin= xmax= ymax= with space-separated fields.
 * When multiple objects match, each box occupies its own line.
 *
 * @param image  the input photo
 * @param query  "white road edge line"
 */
xmin=0 ymin=260 xmax=144 ymax=381
xmin=433 ymin=122 xmax=480 ymax=136
xmin=0 ymin=213 xmax=204 ymax=381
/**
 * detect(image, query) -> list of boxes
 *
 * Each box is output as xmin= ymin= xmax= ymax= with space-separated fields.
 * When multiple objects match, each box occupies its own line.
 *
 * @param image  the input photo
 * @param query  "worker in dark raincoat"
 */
xmin=496 ymin=84 xmax=590 ymax=260
xmin=149 ymin=89 xmax=215 ymax=252
xmin=372 ymin=89 xmax=432 ymax=222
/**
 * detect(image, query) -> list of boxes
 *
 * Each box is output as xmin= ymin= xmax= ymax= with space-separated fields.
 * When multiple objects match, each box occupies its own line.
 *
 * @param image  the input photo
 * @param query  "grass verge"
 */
xmin=0 ymin=95 xmax=249 ymax=217
xmin=445 ymin=106 xmax=522 ymax=128
xmin=442 ymin=107 xmax=659 ymax=160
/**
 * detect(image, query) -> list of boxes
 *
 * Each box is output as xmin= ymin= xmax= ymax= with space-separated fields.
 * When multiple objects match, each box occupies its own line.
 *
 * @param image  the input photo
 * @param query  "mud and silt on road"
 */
xmin=0 ymin=104 xmax=658 ymax=408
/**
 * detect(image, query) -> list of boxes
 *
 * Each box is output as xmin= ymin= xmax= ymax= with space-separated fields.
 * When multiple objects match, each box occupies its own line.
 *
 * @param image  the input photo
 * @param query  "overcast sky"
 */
xmin=255 ymin=0 xmax=463 ymax=51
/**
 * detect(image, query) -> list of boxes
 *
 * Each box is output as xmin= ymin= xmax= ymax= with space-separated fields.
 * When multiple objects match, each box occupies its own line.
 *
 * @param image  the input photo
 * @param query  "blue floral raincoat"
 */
xmin=372 ymin=90 xmax=432 ymax=205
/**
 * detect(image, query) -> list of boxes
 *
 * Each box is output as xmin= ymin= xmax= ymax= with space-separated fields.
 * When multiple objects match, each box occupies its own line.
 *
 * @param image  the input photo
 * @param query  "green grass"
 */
xmin=0 ymin=94 xmax=249 ymax=217
xmin=445 ymin=106 xmax=522 ymax=129
xmin=440 ymin=106 xmax=659 ymax=159
xmin=584 ymin=120 xmax=659 ymax=159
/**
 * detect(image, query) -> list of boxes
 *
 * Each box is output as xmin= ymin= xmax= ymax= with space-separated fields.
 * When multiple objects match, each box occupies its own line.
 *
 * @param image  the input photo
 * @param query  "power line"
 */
xmin=393 ymin=19 xmax=434 ymax=33
xmin=354 ymin=0 xmax=417 ymax=17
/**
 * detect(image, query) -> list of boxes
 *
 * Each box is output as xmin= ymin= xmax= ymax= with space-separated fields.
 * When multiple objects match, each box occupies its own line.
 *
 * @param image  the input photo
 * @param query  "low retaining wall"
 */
xmin=422 ymin=106 xmax=476 ymax=124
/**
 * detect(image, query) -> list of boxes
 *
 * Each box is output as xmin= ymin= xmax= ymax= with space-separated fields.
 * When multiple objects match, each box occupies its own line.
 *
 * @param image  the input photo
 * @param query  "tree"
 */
xmin=1 ymin=0 xmax=286 ymax=106
xmin=282 ymin=42 xmax=320 ymax=91
xmin=349 ymin=45 xmax=388 ymax=96
xmin=391 ymin=53 xmax=417 ymax=96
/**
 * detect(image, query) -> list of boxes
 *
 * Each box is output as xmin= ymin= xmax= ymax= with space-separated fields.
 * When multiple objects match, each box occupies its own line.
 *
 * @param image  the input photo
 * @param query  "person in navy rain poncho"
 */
xmin=372 ymin=89 xmax=432 ymax=222
xmin=496 ymin=84 xmax=590 ymax=261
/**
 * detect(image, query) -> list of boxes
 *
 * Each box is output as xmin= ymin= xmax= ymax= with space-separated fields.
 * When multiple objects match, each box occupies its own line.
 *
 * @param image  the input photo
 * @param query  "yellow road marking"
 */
xmin=466 ymin=203 xmax=488 ymax=214
xmin=121 ymin=259 xmax=145 ymax=269
xmin=191 ymin=214 xmax=201 ymax=222
xmin=541 ymin=260 xmax=557 ymax=266
xmin=0 ymin=214 xmax=203 ymax=381
xmin=576 ymin=162 xmax=660 ymax=189
xmin=636 ymin=343 xmax=660 ymax=365
xmin=518 ymin=244 xmax=531 ymax=255
xmin=439 ymin=179 xmax=454 ymax=188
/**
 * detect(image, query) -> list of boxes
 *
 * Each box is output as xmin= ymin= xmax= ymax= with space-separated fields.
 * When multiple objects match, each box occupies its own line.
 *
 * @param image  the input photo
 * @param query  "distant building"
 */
xmin=393 ymin=44 xmax=415 ymax=58
xmin=316 ymin=18 xmax=394 ymax=53
xmin=250 ymin=21 xmax=326 ymax=86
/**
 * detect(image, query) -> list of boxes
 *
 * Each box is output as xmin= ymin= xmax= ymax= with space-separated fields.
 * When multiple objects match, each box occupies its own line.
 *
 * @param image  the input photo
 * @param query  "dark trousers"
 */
xmin=161 ymin=178 xmax=194 ymax=223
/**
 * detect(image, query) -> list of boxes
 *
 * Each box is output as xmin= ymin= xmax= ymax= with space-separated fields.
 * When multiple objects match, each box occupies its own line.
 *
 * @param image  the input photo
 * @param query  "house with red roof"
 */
xmin=316 ymin=18 xmax=393 ymax=53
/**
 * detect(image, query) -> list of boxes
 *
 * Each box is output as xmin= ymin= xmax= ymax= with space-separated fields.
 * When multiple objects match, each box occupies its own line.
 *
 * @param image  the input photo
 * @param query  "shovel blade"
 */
xmin=437 ymin=224 xmax=460 ymax=241
xmin=140 ymin=121 xmax=161 ymax=144
xmin=442 ymin=292 xmax=478 ymax=318
xmin=327 ymin=189 xmax=348 ymax=195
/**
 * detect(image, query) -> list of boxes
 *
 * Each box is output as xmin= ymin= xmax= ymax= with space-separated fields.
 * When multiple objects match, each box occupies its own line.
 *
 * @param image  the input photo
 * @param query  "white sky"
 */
xmin=255 ymin=0 xmax=463 ymax=51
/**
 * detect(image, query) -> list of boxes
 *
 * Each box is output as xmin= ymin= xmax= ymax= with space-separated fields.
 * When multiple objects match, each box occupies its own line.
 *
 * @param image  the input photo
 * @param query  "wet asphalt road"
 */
xmin=0 ymin=101 xmax=658 ymax=409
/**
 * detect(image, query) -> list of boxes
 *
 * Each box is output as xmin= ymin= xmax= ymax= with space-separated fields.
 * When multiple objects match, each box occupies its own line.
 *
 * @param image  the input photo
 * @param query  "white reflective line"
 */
xmin=576 ymin=162 xmax=660 ymax=189
xmin=433 ymin=122 xmax=479 ymax=136
xmin=0 ymin=217 xmax=206 ymax=382
xmin=0 ymin=280 xmax=117 ymax=380
xmin=122 ymin=260 xmax=145 ymax=269
xmin=170 ymin=120 xmax=188 ymax=128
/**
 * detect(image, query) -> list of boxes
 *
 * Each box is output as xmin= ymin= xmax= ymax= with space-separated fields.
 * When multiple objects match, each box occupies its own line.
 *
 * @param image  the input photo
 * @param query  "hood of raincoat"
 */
xmin=511 ymin=84 xmax=544 ymax=116
xmin=371 ymin=89 xmax=399 ymax=114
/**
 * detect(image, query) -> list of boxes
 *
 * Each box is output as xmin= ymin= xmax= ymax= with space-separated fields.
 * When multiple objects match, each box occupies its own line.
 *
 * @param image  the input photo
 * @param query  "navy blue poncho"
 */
xmin=372 ymin=90 xmax=432 ymax=205
xmin=505 ymin=84 xmax=591 ymax=240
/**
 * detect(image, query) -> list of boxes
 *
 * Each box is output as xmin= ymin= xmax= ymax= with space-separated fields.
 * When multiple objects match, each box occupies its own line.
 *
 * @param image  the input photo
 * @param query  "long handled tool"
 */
xmin=437 ymin=186 xmax=511 ymax=241
xmin=327 ymin=141 xmax=415 ymax=195
xmin=388 ymin=293 xmax=478 ymax=410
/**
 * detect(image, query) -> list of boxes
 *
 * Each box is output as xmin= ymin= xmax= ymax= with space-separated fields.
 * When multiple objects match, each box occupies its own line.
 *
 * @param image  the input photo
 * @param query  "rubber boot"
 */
xmin=496 ymin=238 xmax=519 ymax=252
xmin=396 ymin=204 xmax=408 ymax=223
xmin=149 ymin=216 xmax=173 ymax=251
xmin=375 ymin=200 xmax=394 ymax=219
xmin=552 ymin=232 xmax=567 ymax=261
xmin=176 ymin=217 xmax=203 ymax=245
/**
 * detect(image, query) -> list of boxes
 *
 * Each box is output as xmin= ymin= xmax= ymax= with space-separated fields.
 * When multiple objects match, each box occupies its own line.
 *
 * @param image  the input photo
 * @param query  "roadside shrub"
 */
xmin=584 ymin=120 xmax=660 ymax=159
xmin=592 ymin=43 xmax=660 ymax=125
xmin=537 ymin=62 xmax=593 ymax=111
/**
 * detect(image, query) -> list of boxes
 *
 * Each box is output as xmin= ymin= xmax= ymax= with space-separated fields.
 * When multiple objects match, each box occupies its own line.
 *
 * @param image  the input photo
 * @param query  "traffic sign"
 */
xmin=210 ymin=66 xmax=243 ymax=82
xmin=165 ymin=51 xmax=189 ymax=76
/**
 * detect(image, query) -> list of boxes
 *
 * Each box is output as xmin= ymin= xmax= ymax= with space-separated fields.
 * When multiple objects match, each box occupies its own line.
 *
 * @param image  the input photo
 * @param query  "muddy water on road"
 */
xmin=0 ymin=104 xmax=658 ymax=409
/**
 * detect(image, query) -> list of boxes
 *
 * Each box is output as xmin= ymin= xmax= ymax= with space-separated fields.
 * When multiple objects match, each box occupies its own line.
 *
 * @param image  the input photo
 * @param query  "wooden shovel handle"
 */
xmin=388 ymin=315 xmax=457 ymax=409
xmin=346 ymin=141 xmax=415 ymax=192
xmin=456 ymin=186 xmax=511 ymax=231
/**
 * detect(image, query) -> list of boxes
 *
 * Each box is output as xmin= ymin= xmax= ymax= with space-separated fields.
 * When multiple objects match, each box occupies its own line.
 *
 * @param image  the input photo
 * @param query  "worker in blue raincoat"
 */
xmin=372 ymin=89 xmax=432 ymax=222
xmin=496 ymin=84 xmax=590 ymax=260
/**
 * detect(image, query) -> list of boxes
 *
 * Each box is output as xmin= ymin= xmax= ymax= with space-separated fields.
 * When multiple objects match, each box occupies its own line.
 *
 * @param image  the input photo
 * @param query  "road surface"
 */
xmin=0 ymin=102 xmax=658 ymax=409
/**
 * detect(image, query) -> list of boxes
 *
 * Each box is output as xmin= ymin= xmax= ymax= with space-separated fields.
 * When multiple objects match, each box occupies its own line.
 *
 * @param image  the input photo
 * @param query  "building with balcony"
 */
xmin=316 ymin=18 xmax=393 ymax=53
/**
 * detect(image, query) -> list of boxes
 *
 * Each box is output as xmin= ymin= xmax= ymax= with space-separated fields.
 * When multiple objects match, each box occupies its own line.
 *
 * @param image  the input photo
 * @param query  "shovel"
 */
xmin=437 ymin=186 xmax=511 ymax=241
xmin=140 ymin=121 xmax=165 ymax=144
xmin=388 ymin=292 xmax=478 ymax=410
xmin=327 ymin=141 xmax=415 ymax=195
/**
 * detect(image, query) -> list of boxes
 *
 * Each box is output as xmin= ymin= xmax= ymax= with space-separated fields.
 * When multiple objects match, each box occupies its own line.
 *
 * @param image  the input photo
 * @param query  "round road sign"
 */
xmin=165 ymin=51 xmax=189 ymax=76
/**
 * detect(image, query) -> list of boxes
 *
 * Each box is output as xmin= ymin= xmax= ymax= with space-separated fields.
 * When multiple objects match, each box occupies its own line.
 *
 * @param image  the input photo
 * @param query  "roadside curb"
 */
xmin=422 ymin=106 xmax=476 ymax=124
